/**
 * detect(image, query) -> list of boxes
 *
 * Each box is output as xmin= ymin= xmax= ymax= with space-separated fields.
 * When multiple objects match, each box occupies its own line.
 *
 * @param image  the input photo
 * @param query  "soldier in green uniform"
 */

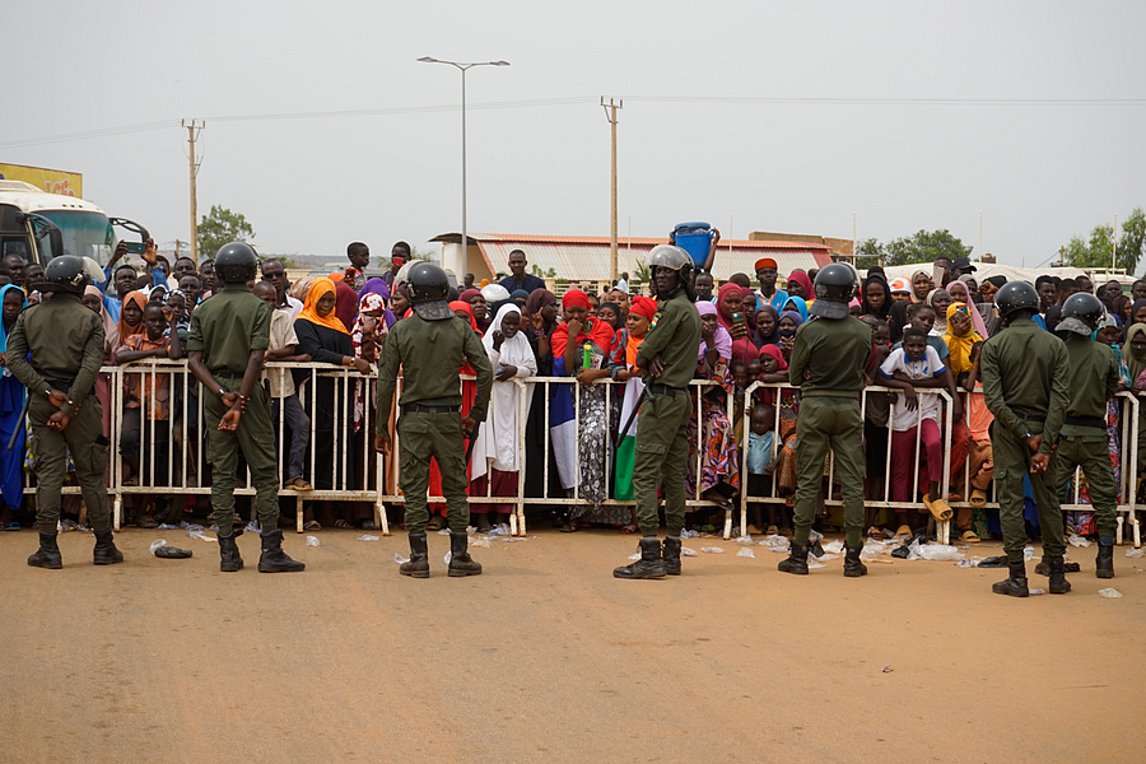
xmin=7 ymin=255 xmax=122 ymax=569
xmin=186 ymin=242 xmax=305 ymax=574
xmin=1045 ymin=292 xmax=1119 ymax=582
xmin=777 ymin=263 xmax=872 ymax=577
xmin=613 ymin=245 xmax=702 ymax=580
xmin=980 ymin=281 xmax=1070 ymax=597
xmin=375 ymin=262 xmax=492 ymax=578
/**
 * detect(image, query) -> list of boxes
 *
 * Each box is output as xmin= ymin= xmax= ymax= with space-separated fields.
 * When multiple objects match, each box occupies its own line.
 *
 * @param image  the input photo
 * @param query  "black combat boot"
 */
xmin=613 ymin=537 xmax=666 ymax=579
xmin=1035 ymin=555 xmax=1080 ymax=575
xmin=992 ymin=559 xmax=1029 ymax=597
xmin=93 ymin=531 xmax=124 ymax=565
xmin=448 ymin=531 xmax=483 ymax=577
xmin=1095 ymin=539 xmax=1115 ymax=579
xmin=1047 ymin=554 xmax=1071 ymax=594
xmin=400 ymin=533 xmax=430 ymax=578
xmin=662 ymin=536 xmax=682 ymax=576
xmin=27 ymin=532 xmax=63 ymax=569
xmin=843 ymin=543 xmax=868 ymax=578
xmin=218 ymin=534 xmax=244 ymax=573
xmin=257 ymin=529 xmax=305 ymax=573
xmin=777 ymin=542 xmax=809 ymax=575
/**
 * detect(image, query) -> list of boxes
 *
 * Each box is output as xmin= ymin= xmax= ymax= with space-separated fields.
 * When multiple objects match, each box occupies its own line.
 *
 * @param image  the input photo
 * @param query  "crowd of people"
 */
xmin=0 ymin=241 xmax=1141 ymax=557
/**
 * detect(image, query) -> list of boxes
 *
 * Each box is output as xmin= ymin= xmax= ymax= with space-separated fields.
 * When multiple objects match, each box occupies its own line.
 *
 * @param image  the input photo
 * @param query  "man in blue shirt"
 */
xmin=498 ymin=249 xmax=545 ymax=294
xmin=97 ymin=240 xmax=168 ymax=322
xmin=754 ymin=257 xmax=789 ymax=312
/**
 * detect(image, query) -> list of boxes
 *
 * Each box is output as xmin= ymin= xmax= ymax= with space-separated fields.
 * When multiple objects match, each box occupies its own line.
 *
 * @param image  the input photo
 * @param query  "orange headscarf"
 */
xmin=116 ymin=290 xmax=149 ymax=342
xmin=297 ymin=278 xmax=350 ymax=335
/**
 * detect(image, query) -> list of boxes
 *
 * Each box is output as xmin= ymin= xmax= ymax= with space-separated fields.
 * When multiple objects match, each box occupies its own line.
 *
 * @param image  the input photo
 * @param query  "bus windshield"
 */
xmin=36 ymin=209 xmax=115 ymax=264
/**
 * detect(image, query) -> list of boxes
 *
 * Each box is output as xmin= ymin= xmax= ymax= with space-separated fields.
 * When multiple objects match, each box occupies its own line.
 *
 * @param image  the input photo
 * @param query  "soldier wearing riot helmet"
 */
xmin=777 ymin=262 xmax=873 ymax=578
xmin=1045 ymin=292 xmax=1119 ymax=582
xmin=613 ymin=245 xmax=701 ymax=579
xmin=6 ymin=255 xmax=122 ymax=569
xmin=187 ymin=242 xmax=305 ymax=574
xmin=375 ymin=262 xmax=493 ymax=578
xmin=980 ymin=281 xmax=1070 ymax=597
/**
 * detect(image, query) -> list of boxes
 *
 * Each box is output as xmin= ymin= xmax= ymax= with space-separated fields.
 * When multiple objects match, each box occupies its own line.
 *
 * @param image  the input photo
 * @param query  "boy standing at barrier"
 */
xmin=375 ymin=262 xmax=492 ymax=578
xmin=6 ymin=256 xmax=122 ymax=569
xmin=612 ymin=245 xmax=700 ymax=580
xmin=980 ymin=281 xmax=1069 ymax=597
xmin=187 ymin=242 xmax=305 ymax=574
xmin=117 ymin=302 xmax=183 ymax=526
xmin=776 ymin=264 xmax=872 ymax=578
xmin=253 ymin=282 xmax=312 ymax=492
xmin=1045 ymin=293 xmax=1119 ymax=581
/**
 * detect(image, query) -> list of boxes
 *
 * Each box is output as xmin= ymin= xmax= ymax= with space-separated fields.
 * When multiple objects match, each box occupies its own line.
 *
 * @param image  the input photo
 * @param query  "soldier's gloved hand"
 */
xmin=374 ymin=433 xmax=392 ymax=454
xmin=1025 ymin=434 xmax=1042 ymax=453
xmin=47 ymin=411 xmax=70 ymax=432
xmin=47 ymin=390 xmax=71 ymax=409
xmin=1029 ymin=453 xmax=1050 ymax=474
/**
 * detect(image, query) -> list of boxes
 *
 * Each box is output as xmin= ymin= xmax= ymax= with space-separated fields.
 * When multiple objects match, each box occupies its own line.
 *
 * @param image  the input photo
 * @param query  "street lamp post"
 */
xmin=417 ymin=56 xmax=509 ymax=276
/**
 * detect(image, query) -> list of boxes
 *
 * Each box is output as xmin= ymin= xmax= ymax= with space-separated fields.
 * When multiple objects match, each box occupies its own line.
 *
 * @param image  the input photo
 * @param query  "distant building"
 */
xmin=749 ymin=230 xmax=855 ymax=260
xmin=431 ymin=232 xmax=833 ymax=288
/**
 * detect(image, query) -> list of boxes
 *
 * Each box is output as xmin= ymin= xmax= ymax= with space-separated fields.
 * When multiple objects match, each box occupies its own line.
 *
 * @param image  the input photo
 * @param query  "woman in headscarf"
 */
xmin=550 ymin=289 xmax=615 ymax=531
xmin=295 ymin=278 xmax=372 ymax=530
xmin=785 ymin=270 xmax=814 ymax=303
xmin=521 ymin=287 xmax=564 ymax=502
xmin=0 ymin=285 xmax=27 ymax=529
xmin=911 ymin=270 xmax=933 ymax=303
xmin=1125 ymin=324 xmax=1146 ymax=476
xmin=116 ymin=290 xmax=149 ymax=345
xmin=690 ymin=301 xmax=740 ymax=514
xmin=928 ymin=288 xmax=952 ymax=335
xmin=510 ymin=289 xmax=531 ymax=309
xmin=460 ymin=288 xmax=490 ymax=332
xmin=716 ymin=283 xmax=758 ymax=364
xmin=359 ymin=277 xmax=398 ymax=329
xmin=777 ymin=310 xmax=804 ymax=361
xmin=779 ymin=295 xmax=810 ymax=324
xmin=469 ymin=303 xmax=537 ymax=531
xmin=327 ymin=273 xmax=359 ymax=333
xmin=860 ymin=275 xmax=892 ymax=321
xmin=753 ymin=304 xmax=781 ymax=348
xmin=596 ymin=302 xmax=623 ymax=331
xmin=350 ymin=292 xmax=387 ymax=432
xmin=946 ymin=280 xmax=989 ymax=338
xmin=609 ymin=296 xmax=657 ymax=521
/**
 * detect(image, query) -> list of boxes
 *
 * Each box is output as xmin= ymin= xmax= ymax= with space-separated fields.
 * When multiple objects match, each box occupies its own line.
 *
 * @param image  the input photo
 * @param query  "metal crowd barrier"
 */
xmin=18 ymin=363 xmax=1144 ymax=547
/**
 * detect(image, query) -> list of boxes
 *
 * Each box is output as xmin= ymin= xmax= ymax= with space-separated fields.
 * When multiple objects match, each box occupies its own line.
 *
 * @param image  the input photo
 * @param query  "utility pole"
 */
xmin=601 ymin=97 xmax=623 ymax=283
xmin=174 ymin=239 xmax=182 ymax=258
xmin=182 ymin=119 xmax=205 ymax=261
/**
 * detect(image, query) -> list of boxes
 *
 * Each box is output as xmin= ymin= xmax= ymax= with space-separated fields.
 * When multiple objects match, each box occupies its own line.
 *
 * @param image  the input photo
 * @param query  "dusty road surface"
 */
xmin=1 ymin=527 xmax=1143 ymax=763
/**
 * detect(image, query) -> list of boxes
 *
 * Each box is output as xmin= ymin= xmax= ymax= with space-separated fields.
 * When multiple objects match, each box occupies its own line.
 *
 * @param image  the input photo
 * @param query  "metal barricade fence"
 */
xmin=738 ymin=382 xmax=1142 ymax=546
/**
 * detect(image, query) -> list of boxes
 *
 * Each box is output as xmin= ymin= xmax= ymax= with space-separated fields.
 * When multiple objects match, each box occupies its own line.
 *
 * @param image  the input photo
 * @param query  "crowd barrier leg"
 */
xmin=374 ymin=457 xmax=389 ymax=536
xmin=295 ymin=494 xmax=304 ymax=534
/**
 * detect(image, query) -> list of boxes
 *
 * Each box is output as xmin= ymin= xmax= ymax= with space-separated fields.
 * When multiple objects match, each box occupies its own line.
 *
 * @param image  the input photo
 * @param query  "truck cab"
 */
xmin=0 ymin=179 xmax=128 ymax=267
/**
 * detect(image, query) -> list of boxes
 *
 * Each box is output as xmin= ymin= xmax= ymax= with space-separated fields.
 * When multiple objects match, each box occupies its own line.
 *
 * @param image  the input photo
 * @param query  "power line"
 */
xmin=626 ymin=95 xmax=1146 ymax=106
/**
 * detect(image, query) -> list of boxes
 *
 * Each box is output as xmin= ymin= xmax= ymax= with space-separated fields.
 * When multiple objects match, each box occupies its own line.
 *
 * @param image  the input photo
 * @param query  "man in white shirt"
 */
xmin=261 ymin=259 xmax=303 ymax=320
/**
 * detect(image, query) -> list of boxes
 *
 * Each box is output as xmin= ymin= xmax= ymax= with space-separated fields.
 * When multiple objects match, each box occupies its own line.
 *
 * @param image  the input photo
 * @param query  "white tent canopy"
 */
xmin=865 ymin=263 xmax=1136 ymax=286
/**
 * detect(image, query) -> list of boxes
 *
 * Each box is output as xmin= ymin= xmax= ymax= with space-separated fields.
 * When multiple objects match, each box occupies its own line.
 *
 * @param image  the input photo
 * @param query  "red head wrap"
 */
xmin=629 ymin=296 xmax=657 ymax=321
xmin=562 ymin=289 xmax=592 ymax=311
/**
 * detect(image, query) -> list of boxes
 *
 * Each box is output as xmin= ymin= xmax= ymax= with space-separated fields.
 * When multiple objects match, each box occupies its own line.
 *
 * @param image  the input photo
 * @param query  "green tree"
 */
xmin=197 ymin=205 xmax=254 ymax=258
xmin=881 ymin=229 xmax=972 ymax=268
xmin=410 ymin=245 xmax=434 ymax=262
xmin=854 ymin=237 xmax=884 ymax=271
xmin=1061 ymin=208 xmax=1146 ymax=274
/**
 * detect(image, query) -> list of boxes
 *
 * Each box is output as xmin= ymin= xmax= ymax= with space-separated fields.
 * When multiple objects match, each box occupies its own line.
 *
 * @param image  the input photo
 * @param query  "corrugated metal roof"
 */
xmin=430 ymin=232 xmax=833 ymax=281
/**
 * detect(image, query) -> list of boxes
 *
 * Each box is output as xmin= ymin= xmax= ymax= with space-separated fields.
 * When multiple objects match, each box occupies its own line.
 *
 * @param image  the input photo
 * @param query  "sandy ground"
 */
xmin=0 ymin=526 xmax=1143 ymax=763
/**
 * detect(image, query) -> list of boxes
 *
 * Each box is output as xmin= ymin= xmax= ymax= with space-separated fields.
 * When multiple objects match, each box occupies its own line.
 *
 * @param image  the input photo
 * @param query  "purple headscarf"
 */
xmin=359 ymin=277 xmax=397 ymax=328
xmin=696 ymin=301 xmax=732 ymax=361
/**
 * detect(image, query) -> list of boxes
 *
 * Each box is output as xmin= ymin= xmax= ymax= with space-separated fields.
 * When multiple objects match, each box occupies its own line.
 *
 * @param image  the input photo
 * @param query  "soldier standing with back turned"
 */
xmin=612 ymin=245 xmax=701 ymax=580
xmin=7 ymin=255 xmax=123 ymax=569
xmin=776 ymin=263 xmax=872 ymax=577
xmin=980 ymin=281 xmax=1070 ymax=597
xmin=375 ymin=262 xmax=492 ymax=578
xmin=186 ymin=242 xmax=305 ymax=574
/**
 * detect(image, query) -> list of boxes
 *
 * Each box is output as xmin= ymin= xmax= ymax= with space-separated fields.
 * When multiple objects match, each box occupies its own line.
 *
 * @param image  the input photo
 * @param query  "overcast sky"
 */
xmin=4 ymin=0 xmax=1144 ymax=268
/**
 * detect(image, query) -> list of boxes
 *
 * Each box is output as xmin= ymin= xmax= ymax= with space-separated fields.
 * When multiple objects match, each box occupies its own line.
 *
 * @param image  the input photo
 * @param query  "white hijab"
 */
xmin=472 ymin=304 xmax=537 ymax=477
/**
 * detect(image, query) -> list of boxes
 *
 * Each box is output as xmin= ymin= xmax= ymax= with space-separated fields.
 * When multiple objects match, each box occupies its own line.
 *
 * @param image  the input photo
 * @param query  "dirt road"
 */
xmin=0 ymin=528 xmax=1142 ymax=763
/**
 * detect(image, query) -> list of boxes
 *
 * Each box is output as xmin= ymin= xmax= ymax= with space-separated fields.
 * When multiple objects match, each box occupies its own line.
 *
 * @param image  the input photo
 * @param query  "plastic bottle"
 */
xmin=582 ymin=343 xmax=593 ymax=369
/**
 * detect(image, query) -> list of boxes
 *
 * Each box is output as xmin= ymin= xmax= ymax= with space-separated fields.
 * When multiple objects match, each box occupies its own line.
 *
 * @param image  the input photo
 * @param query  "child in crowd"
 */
xmin=116 ymin=301 xmax=182 ymax=527
xmin=861 ymin=315 xmax=893 ymax=532
xmin=754 ymin=344 xmax=797 ymax=532
xmin=879 ymin=326 xmax=954 ymax=537
xmin=253 ymin=282 xmax=313 ymax=492
xmin=745 ymin=403 xmax=777 ymax=532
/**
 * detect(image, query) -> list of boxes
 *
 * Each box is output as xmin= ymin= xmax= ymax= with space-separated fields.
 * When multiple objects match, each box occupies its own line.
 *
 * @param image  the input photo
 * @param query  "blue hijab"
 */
xmin=0 ymin=285 xmax=28 ymax=355
xmin=781 ymin=295 xmax=809 ymax=323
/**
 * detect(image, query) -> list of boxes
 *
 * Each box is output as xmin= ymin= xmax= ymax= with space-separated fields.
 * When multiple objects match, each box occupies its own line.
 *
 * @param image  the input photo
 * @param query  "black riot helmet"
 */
xmin=214 ymin=242 xmax=258 ymax=284
xmin=1056 ymin=291 xmax=1105 ymax=337
xmin=42 ymin=255 xmax=89 ymax=294
xmin=407 ymin=262 xmax=454 ymax=321
xmin=994 ymin=280 xmax=1041 ymax=320
xmin=809 ymin=263 xmax=857 ymax=319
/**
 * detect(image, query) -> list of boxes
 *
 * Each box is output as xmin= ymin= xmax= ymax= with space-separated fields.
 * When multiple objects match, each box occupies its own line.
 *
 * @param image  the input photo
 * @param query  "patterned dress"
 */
xmin=687 ymin=355 xmax=740 ymax=498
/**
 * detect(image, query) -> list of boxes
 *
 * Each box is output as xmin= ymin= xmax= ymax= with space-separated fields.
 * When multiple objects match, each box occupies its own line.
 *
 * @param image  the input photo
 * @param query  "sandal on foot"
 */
xmin=334 ymin=519 xmax=355 ymax=529
xmin=894 ymin=524 xmax=912 ymax=538
xmin=923 ymin=495 xmax=953 ymax=521
xmin=766 ymin=525 xmax=779 ymax=536
xmin=286 ymin=476 xmax=313 ymax=491
xmin=960 ymin=529 xmax=982 ymax=543
xmin=969 ymin=488 xmax=987 ymax=507
xmin=303 ymin=520 xmax=322 ymax=531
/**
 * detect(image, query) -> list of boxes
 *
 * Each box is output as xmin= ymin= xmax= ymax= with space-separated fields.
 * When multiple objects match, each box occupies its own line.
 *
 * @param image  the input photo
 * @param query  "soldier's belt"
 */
xmin=647 ymin=383 xmax=686 ymax=398
xmin=1064 ymin=415 xmax=1105 ymax=429
xmin=402 ymin=404 xmax=458 ymax=414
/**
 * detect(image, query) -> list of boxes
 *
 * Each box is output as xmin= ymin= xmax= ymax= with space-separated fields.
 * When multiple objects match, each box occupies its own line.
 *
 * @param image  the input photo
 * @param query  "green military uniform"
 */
xmin=186 ymin=285 xmax=280 ymax=534
xmin=787 ymin=315 xmax=872 ymax=549
xmin=376 ymin=314 xmax=492 ymax=535
xmin=631 ymin=288 xmax=701 ymax=537
xmin=6 ymin=293 xmax=110 ymax=536
xmin=1052 ymin=334 xmax=1119 ymax=540
xmin=980 ymin=316 xmax=1070 ymax=563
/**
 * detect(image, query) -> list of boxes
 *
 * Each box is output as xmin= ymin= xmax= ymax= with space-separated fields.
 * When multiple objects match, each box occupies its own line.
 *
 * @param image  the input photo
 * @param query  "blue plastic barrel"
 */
xmin=672 ymin=222 xmax=715 ymax=268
